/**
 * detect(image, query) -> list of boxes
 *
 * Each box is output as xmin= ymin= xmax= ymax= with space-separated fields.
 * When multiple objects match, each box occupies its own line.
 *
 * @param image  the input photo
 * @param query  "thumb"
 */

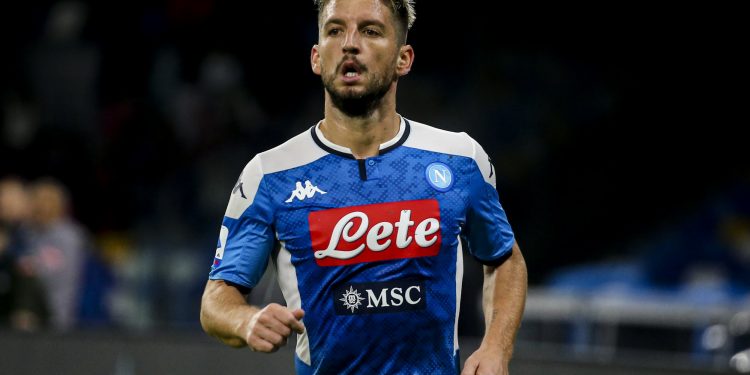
xmin=289 ymin=308 xmax=306 ymax=334
xmin=460 ymin=356 xmax=479 ymax=375
xmin=291 ymin=308 xmax=305 ymax=320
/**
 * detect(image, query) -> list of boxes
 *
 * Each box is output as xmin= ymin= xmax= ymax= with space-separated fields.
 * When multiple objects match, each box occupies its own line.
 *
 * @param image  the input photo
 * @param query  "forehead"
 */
xmin=320 ymin=0 xmax=394 ymax=25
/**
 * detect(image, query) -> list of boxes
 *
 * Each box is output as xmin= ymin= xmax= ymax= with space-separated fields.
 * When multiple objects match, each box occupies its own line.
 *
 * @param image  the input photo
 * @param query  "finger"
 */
xmin=257 ymin=312 xmax=293 ymax=338
xmin=247 ymin=334 xmax=275 ymax=353
xmin=274 ymin=308 xmax=305 ymax=334
xmin=291 ymin=308 xmax=305 ymax=320
xmin=460 ymin=357 xmax=479 ymax=375
xmin=287 ymin=308 xmax=306 ymax=334
xmin=255 ymin=324 xmax=287 ymax=347
xmin=267 ymin=317 xmax=293 ymax=337
xmin=264 ymin=305 xmax=305 ymax=334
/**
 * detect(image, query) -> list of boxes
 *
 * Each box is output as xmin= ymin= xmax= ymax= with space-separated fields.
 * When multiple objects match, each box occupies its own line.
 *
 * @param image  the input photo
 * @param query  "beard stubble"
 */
xmin=322 ymin=58 xmax=396 ymax=118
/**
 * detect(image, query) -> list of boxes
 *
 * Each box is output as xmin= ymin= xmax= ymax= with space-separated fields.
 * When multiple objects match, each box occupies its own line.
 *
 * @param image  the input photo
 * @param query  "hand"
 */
xmin=461 ymin=346 xmax=509 ymax=375
xmin=245 ymin=303 xmax=305 ymax=353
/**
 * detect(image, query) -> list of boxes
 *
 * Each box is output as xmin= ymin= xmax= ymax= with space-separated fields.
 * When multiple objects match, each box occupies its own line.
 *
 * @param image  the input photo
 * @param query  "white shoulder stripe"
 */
xmin=403 ymin=121 xmax=474 ymax=158
xmin=224 ymin=156 xmax=263 ymax=219
xmin=403 ymin=120 xmax=496 ymax=187
xmin=224 ymin=126 xmax=329 ymax=219
xmin=259 ymin=127 xmax=328 ymax=174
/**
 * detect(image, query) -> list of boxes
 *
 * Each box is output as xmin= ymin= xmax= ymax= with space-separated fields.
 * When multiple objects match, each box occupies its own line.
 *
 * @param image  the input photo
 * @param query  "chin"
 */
xmin=335 ymin=87 xmax=367 ymax=100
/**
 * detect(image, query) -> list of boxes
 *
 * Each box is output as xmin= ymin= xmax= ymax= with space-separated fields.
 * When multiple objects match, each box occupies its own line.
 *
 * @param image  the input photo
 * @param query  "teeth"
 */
xmin=345 ymin=72 xmax=358 ymax=77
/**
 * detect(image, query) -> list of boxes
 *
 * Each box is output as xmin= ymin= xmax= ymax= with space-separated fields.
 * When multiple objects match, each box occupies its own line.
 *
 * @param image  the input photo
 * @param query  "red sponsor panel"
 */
xmin=308 ymin=199 xmax=442 ymax=266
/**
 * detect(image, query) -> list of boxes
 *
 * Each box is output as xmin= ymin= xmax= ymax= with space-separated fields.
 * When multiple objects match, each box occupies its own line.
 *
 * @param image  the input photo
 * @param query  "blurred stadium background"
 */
xmin=0 ymin=1 xmax=747 ymax=374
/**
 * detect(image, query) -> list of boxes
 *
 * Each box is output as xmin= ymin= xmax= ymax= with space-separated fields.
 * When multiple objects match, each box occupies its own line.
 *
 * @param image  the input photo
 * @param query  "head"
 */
xmin=29 ymin=178 xmax=70 ymax=228
xmin=314 ymin=0 xmax=415 ymax=44
xmin=0 ymin=177 xmax=30 ymax=225
xmin=311 ymin=0 xmax=416 ymax=117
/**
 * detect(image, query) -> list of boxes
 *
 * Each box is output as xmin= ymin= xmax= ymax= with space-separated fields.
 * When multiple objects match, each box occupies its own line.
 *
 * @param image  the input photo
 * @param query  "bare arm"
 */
xmin=200 ymin=279 xmax=305 ymax=352
xmin=462 ymin=242 xmax=528 ymax=375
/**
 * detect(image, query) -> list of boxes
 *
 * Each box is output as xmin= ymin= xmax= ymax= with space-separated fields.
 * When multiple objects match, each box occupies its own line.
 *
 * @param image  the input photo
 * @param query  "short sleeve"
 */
xmin=208 ymin=156 xmax=276 ymax=289
xmin=461 ymin=136 xmax=515 ymax=265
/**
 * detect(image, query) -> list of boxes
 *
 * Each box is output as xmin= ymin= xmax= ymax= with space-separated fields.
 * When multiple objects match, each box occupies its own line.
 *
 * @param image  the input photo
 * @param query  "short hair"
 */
xmin=314 ymin=0 xmax=416 ymax=43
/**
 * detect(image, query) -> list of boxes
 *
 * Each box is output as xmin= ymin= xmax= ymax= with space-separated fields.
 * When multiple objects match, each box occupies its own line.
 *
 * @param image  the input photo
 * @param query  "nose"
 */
xmin=342 ymin=29 xmax=361 ymax=54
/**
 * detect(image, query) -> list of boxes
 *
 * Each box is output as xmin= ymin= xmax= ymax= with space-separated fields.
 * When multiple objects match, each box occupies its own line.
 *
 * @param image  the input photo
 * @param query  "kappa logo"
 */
xmin=285 ymin=180 xmax=327 ymax=203
xmin=232 ymin=173 xmax=246 ymax=199
xmin=212 ymin=226 xmax=229 ymax=269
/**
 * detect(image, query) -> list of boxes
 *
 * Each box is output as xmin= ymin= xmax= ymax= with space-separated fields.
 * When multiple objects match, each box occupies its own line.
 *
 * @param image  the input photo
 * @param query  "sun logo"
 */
xmin=340 ymin=286 xmax=365 ymax=313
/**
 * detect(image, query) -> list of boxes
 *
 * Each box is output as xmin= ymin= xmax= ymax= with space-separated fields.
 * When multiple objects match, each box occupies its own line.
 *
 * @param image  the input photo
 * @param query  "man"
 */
xmin=20 ymin=178 xmax=87 ymax=331
xmin=200 ymin=0 xmax=527 ymax=374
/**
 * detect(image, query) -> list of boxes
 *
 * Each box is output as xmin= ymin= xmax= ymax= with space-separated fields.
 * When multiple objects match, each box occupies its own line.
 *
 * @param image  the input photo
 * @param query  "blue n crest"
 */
xmin=425 ymin=162 xmax=454 ymax=191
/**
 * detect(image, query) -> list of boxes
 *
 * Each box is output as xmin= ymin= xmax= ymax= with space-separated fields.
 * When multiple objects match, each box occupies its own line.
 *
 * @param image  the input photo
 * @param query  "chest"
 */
xmin=267 ymin=153 xmax=471 ymax=258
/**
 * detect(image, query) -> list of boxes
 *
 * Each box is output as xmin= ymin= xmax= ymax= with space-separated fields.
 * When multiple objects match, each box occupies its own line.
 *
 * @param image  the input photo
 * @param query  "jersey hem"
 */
xmin=474 ymin=237 xmax=515 ymax=266
xmin=208 ymin=274 xmax=254 ymax=291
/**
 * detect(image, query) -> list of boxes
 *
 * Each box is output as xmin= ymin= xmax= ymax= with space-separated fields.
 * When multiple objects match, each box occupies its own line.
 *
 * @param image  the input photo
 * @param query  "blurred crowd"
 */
xmin=1 ymin=1 xmax=746 ymax=341
xmin=0 ymin=176 xmax=107 ymax=332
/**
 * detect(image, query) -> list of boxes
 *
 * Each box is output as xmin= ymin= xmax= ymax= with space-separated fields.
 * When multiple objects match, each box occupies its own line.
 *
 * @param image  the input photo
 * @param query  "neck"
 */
xmin=320 ymin=91 xmax=400 ymax=159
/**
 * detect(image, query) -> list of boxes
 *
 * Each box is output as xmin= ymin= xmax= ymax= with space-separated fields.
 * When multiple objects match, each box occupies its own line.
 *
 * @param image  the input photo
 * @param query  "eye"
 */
xmin=327 ymin=27 xmax=343 ymax=36
xmin=363 ymin=28 xmax=382 ymax=37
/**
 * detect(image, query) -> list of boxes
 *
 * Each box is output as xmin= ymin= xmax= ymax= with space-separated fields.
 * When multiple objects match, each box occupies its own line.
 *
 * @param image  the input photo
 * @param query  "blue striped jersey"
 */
xmin=209 ymin=116 xmax=515 ymax=374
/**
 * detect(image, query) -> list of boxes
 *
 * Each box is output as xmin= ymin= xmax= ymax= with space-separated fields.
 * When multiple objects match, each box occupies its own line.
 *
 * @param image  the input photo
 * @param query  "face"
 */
xmin=0 ymin=179 xmax=30 ymax=223
xmin=311 ymin=0 xmax=413 ymax=116
xmin=30 ymin=183 xmax=65 ymax=226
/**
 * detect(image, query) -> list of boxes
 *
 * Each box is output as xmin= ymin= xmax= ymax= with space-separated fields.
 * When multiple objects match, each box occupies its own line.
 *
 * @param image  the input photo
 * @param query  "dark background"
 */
xmin=0 ymin=0 xmax=746 ymax=318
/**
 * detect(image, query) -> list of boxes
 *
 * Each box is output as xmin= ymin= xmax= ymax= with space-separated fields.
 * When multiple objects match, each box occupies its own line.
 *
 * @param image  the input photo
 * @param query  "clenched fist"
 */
xmin=245 ymin=303 xmax=305 ymax=353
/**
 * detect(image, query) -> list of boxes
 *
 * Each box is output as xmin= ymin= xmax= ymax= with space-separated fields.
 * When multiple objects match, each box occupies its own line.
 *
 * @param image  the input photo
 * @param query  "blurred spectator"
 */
xmin=0 ymin=177 xmax=49 ymax=331
xmin=27 ymin=1 xmax=99 ymax=137
xmin=0 ymin=223 xmax=14 ymax=323
xmin=19 ymin=178 xmax=89 ymax=331
xmin=0 ymin=177 xmax=31 ymax=233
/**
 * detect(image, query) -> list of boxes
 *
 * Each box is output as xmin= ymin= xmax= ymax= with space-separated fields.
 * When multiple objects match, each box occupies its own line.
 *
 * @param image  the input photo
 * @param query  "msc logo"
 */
xmin=334 ymin=279 xmax=426 ymax=315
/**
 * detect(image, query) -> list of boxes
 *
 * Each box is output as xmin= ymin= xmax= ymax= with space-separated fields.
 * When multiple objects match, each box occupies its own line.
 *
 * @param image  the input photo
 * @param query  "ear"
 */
xmin=396 ymin=44 xmax=415 ymax=77
xmin=311 ymin=44 xmax=322 ymax=75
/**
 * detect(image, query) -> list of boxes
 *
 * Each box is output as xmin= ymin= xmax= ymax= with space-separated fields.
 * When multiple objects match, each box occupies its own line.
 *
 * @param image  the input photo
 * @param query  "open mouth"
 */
xmin=341 ymin=60 xmax=363 ymax=78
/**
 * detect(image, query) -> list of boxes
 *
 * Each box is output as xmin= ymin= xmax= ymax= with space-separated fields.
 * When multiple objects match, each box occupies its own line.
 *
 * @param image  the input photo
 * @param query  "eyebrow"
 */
xmin=323 ymin=18 xmax=387 ymax=30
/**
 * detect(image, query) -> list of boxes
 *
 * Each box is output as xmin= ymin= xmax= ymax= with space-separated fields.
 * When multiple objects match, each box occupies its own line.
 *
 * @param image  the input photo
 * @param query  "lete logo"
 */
xmin=308 ymin=199 xmax=441 ymax=266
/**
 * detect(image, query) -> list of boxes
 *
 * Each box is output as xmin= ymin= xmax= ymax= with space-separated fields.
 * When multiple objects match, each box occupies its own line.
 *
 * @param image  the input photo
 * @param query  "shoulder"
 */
xmin=238 ymin=126 xmax=327 ymax=186
xmin=226 ymin=126 xmax=326 ymax=218
xmin=403 ymin=119 xmax=477 ymax=158
xmin=255 ymin=126 xmax=328 ymax=175
xmin=404 ymin=119 xmax=495 ymax=188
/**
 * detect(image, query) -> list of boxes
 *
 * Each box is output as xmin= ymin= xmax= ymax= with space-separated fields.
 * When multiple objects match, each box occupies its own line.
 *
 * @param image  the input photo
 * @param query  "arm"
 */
xmin=200 ymin=279 xmax=305 ymax=352
xmin=462 ymin=242 xmax=527 ymax=375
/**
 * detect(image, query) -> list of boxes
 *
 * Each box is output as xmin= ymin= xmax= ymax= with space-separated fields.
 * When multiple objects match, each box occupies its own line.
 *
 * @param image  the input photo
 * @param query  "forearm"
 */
xmin=481 ymin=242 xmax=527 ymax=359
xmin=200 ymin=279 xmax=259 ymax=348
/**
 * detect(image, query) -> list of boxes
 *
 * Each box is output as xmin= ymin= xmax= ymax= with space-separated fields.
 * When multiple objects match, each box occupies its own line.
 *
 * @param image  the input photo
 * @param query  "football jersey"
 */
xmin=209 ymin=116 xmax=515 ymax=374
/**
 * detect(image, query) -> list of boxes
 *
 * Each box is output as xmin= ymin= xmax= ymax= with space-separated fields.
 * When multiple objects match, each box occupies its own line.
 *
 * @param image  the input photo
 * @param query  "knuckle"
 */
xmin=267 ymin=303 xmax=282 ymax=312
xmin=255 ymin=341 xmax=273 ymax=353
xmin=257 ymin=311 xmax=272 ymax=323
xmin=280 ymin=315 xmax=295 ymax=326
